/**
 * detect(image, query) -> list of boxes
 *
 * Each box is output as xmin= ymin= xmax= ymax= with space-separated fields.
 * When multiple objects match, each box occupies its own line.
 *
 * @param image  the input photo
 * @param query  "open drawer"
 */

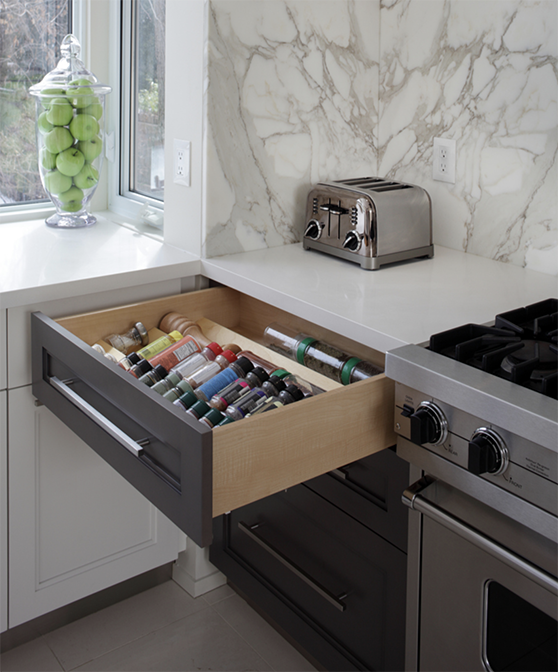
xmin=31 ymin=286 xmax=396 ymax=547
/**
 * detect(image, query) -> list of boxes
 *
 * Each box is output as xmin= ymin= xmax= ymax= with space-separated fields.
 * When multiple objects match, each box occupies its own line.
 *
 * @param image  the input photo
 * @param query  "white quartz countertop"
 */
xmin=203 ymin=244 xmax=558 ymax=352
xmin=2 ymin=216 xmax=556 ymax=353
xmin=0 ymin=214 xmax=200 ymax=309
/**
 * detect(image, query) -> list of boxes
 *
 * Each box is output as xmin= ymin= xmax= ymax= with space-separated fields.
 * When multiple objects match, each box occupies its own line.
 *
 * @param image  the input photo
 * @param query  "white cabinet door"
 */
xmin=1 ymin=391 xmax=7 ymax=632
xmin=8 ymin=385 xmax=180 ymax=628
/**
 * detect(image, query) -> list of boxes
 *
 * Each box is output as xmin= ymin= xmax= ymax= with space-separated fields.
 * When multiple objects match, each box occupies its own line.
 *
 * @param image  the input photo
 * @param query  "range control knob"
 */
xmin=304 ymin=219 xmax=323 ymax=240
xmin=410 ymin=401 xmax=448 ymax=446
xmin=342 ymin=230 xmax=362 ymax=252
xmin=468 ymin=428 xmax=509 ymax=476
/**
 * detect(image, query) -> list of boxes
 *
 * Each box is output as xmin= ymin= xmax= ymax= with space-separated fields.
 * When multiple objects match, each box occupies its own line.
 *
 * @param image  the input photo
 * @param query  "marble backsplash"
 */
xmin=204 ymin=0 xmax=557 ymax=274
xmin=379 ymin=0 xmax=557 ymax=273
xmin=204 ymin=0 xmax=381 ymax=254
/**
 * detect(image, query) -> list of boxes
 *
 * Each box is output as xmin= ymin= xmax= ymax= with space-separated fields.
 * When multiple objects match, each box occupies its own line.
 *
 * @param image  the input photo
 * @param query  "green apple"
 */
xmin=56 ymin=147 xmax=85 ymax=176
xmin=77 ymin=135 xmax=103 ymax=162
xmin=40 ymin=88 xmax=66 ymax=110
xmin=73 ymin=163 xmax=99 ymax=190
xmin=46 ymin=97 xmax=74 ymax=126
xmin=58 ymin=186 xmax=85 ymax=212
xmin=37 ymin=111 xmax=54 ymax=134
xmin=67 ymin=78 xmax=95 ymax=108
xmin=40 ymin=148 xmax=58 ymax=171
xmin=79 ymin=100 xmax=103 ymax=120
xmin=44 ymin=126 xmax=74 ymax=154
xmin=43 ymin=169 xmax=73 ymax=195
xmin=69 ymin=114 xmax=99 ymax=141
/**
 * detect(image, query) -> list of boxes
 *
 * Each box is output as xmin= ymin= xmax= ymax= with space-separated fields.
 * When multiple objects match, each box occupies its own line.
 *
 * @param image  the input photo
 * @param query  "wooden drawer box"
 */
xmin=31 ymin=286 xmax=396 ymax=547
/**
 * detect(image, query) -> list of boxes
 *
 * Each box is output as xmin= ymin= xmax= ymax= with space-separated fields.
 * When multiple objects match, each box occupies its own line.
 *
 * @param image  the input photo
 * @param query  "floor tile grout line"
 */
xmin=207 ymin=600 xmax=280 ymax=672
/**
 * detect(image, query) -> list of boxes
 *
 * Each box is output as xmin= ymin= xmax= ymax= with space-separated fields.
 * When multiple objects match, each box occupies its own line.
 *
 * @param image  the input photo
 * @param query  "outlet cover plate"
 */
xmin=433 ymin=137 xmax=456 ymax=184
xmin=173 ymin=139 xmax=191 ymax=187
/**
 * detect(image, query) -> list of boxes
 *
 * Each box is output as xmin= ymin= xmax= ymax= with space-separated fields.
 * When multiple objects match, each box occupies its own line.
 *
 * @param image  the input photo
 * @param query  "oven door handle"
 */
xmin=403 ymin=477 xmax=558 ymax=596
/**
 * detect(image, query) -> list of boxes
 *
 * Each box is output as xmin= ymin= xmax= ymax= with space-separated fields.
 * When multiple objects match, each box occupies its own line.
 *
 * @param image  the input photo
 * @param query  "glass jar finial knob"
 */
xmin=60 ymin=34 xmax=81 ymax=59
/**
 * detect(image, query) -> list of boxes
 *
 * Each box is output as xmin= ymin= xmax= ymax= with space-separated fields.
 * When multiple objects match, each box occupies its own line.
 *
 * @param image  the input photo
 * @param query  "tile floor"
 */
xmin=0 ymin=581 xmax=317 ymax=671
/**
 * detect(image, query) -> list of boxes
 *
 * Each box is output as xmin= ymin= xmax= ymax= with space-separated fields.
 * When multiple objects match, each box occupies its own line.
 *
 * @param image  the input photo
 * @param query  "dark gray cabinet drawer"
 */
xmin=31 ymin=286 xmax=396 ymax=548
xmin=305 ymin=448 xmax=409 ymax=552
xmin=212 ymin=484 xmax=407 ymax=671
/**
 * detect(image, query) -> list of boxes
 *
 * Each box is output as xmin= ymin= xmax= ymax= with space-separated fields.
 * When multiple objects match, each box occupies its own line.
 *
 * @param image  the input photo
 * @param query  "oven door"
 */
xmin=404 ymin=477 xmax=557 ymax=672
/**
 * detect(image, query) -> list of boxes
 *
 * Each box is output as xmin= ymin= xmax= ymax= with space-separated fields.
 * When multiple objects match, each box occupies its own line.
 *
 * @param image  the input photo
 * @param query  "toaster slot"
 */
xmin=369 ymin=184 xmax=413 ymax=192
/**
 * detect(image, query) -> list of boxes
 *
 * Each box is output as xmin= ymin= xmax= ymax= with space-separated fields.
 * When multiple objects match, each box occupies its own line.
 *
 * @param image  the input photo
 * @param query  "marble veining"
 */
xmin=204 ymin=0 xmax=557 ymax=275
xmin=204 ymin=0 xmax=380 ymax=257
xmin=379 ymin=0 xmax=557 ymax=274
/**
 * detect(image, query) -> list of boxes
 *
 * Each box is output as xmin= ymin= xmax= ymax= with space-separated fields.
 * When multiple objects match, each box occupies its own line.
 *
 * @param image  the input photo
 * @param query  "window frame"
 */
xmin=107 ymin=0 xmax=165 ymax=222
xmin=0 ymin=0 xmax=164 ymax=226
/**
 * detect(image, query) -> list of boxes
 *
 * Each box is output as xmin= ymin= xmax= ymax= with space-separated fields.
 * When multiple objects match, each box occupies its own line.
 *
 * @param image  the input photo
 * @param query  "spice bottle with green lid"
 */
xmin=264 ymin=323 xmax=383 ymax=385
xmin=263 ymin=322 xmax=349 ymax=383
xmin=162 ymin=379 xmax=195 ymax=402
xmin=186 ymin=400 xmax=211 ymax=420
xmin=340 ymin=358 xmax=384 ymax=384
xmin=198 ymin=408 xmax=225 ymax=428
xmin=172 ymin=390 xmax=198 ymax=412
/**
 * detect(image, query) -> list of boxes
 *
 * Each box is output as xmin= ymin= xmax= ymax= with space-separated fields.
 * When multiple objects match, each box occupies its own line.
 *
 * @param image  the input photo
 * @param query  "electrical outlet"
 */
xmin=173 ymin=139 xmax=190 ymax=186
xmin=433 ymin=137 xmax=456 ymax=184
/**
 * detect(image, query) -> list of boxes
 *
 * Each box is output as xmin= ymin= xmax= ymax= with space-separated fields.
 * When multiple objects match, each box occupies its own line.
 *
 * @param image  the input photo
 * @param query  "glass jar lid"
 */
xmin=29 ymin=34 xmax=111 ymax=98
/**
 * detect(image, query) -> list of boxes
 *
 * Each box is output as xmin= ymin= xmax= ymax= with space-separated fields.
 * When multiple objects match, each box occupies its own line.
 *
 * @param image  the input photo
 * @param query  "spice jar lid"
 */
xmin=134 ymin=322 xmax=149 ymax=346
xmin=235 ymin=357 xmax=254 ymax=375
xmin=341 ymin=357 xmax=362 ymax=386
xmin=29 ymin=34 xmax=111 ymax=98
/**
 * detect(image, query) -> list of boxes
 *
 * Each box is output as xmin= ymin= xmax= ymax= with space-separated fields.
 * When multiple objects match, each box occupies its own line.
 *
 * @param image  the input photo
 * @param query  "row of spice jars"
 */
xmin=97 ymin=313 xmax=318 ymax=427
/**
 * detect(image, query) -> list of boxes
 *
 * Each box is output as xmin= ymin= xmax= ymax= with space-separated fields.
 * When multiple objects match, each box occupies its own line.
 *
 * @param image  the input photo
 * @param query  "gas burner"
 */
xmin=429 ymin=299 xmax=558 ymax=399
xmin=501 ymin=340 xmax=557 ymax=374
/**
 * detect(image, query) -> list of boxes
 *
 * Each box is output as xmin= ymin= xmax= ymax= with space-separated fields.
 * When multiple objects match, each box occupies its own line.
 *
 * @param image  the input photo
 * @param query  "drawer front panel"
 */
xmin=221 ymin=485 xmax=407 ymax=671
xmin=32 ymin=312 xmax=213 ymax=547
xmin=305 ymin=448 xmax=409 ymax=552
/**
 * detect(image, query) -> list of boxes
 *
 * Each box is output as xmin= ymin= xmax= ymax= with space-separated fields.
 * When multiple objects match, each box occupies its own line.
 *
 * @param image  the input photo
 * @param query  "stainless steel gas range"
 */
xmin=385 ymin=298 xmax=557 ymax=672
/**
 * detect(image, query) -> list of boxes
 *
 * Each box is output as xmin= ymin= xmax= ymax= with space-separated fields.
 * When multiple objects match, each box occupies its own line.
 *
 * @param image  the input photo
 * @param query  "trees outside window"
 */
xmin=0 ymin=0 xmax=71 ymax=206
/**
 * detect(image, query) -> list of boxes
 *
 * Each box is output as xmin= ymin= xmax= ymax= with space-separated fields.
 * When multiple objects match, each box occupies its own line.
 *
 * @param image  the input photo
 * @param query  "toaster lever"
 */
xmin=320 ymin=203 xmax=349 ymax=216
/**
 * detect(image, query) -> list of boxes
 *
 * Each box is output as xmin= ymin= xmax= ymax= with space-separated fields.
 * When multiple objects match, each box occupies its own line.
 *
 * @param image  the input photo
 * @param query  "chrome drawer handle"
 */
xmin=403 ymin=477 xmax=558 ymax=596
xmin=49 ymin=376 xmax=146 ymax=458
xmin=238 ymin=521 xmax=347 ymax=612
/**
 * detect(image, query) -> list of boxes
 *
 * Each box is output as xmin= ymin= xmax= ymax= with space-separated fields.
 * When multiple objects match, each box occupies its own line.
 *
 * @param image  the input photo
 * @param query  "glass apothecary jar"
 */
xmin=29 ymin=34 xmax=111 ymax=228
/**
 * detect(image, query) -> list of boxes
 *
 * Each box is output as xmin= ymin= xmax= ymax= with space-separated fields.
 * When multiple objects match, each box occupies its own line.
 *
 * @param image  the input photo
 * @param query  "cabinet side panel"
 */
xmin=1 ymin=391 xmax=7 ymax=633
xmin=0 ymin=309 xmax=6 ymax=391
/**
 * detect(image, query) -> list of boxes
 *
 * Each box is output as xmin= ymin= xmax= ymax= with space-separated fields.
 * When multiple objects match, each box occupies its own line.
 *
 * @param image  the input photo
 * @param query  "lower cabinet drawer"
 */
xmin=31 ymin=286 xmax=396 ymax=547
xmin=305 ymin=448 xmax=409 ymax=552
xmin=211 ymin=484 xmax=407 ymax=671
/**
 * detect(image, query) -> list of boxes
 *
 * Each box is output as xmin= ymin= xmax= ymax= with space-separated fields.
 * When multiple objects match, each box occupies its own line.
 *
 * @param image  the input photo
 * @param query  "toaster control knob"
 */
xmin=468 ymin=428 xmax=509 ymax=476
xmin=342 ymin=230 xmax=362 ymax=252
xmin=410 ymin=401 xmax=448 ymax=446
xmin=304 ymin=219 xmax=323 ymax=241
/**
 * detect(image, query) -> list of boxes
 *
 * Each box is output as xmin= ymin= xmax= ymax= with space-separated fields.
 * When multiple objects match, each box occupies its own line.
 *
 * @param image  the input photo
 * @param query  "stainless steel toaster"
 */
xmin=303 ymin=177 xmax=433 ymax=270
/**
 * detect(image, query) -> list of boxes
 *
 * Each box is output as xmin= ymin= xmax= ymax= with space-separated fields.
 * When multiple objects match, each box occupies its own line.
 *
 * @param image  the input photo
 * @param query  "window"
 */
xmin=0 ymin=0 xmax=71 ymax=209
xmin=120 ymin=0 xmax=166 ymax=207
